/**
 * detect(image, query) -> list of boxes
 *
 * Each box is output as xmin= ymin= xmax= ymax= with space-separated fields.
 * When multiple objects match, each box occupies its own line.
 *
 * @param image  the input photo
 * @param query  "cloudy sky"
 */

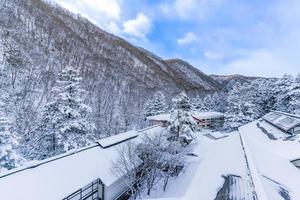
xmin=55 ymin=0 xmax=300 ymax=77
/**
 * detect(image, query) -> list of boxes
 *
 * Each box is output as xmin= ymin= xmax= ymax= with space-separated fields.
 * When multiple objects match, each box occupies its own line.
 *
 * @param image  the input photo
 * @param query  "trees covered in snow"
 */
xmin=287 ymin=74 xmax=300 ymax=114
xmin=168 ymin=92 xmax=197 ymax=145
xmin=0 ymin=97 xmax=23 ymax=172
xmin=113 ymin=131 xmax=187 ymax=198
xmin=273 ymin=74 xmax=294 ymax=112
xmin=31 ymin=67 xmax=95 ymax=159
xmin=144 ymin=92 xmax=167 ymax=117
xmin=224 ymin=82 xmax=259 ymax=129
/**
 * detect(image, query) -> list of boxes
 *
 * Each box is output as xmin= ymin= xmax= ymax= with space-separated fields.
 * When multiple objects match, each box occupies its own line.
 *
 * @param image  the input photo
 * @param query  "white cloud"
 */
xmin=174 ymin=0 xmax=198 ymax=20
xmin=122 ymin=13 xmax=152 ymax=38
xmin=222 ymin=49 xmax=299 ymax=77
xmin=160 ymin=0 xmax=224 ymax=21
xmin=204 ymin=51 xmax=223 ymax=60
xmin=177 ymin=32 xmax=198 ymax=45
xmin=55 ymin=0 xmax=121 ymax=34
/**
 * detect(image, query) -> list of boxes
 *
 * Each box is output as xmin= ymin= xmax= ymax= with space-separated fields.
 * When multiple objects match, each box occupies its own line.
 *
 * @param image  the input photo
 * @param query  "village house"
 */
xmin=147 ymin=111 xmax=225 ymax=129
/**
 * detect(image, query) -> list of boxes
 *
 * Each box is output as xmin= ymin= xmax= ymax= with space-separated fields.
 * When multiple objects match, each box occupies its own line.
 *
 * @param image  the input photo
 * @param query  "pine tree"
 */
xmin=168 ymin=92 xmax=197 ymax=145
xmin=287 ymin=74 xmax=300 ymax=114
xmin=0 ymin=97 xmax=23 ymax=172
xmin=273 ymin=74 xmax=294 ymax=112
xmin=144 ymin=91 xmax=166 ymax=117
xmin=225 ymin=82 xmax=261 ymax=129
xmin=202 ymin=95 xmax=214 ymax=111
xmin=191 ymin=95 xmax=205 ymax=111
xmin=33 ymin=66 xmax=95 ymax=159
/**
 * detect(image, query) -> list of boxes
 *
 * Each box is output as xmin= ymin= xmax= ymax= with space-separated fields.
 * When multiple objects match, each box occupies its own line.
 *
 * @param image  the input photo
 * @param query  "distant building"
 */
xmin=147 ymin=111 xmax=225 ymax=129
xmin=147 ymin=113 xmax=170 ymax=127
xmin=0 ymin=127 xmax=161 ymax=200
xmin=262 ymin=111 xmax=300 ymax=135
xmin=192 ymin=112 xmax=225 ymax=129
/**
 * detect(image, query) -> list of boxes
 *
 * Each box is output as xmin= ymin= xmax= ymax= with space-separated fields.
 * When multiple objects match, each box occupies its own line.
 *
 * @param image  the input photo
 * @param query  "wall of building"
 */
xmin=105 ymin=176 xmax=129 ymax=200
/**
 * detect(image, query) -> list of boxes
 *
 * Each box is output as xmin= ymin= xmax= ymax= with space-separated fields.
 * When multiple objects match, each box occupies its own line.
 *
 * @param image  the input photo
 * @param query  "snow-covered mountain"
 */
xmin=0 ymin=0 xmax=223 ymax=136
xmin=210 ymin=74 xmax=259 ymax=90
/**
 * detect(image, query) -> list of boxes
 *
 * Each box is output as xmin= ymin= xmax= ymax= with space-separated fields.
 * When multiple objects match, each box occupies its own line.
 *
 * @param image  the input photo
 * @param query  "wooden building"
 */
xmin=147 ymin=112 xmax=225 ymax=130
xmin=192 ymin=112 xmax=225 ymax=129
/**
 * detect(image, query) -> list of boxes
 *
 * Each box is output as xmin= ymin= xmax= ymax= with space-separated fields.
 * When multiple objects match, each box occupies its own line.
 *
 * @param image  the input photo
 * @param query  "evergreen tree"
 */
xmin=191 ymin=95 xmax=205 ymax=111
xmin=225 ymin=82 xmax=261 ymax=129
xmin=167 ymin=92 xmax=197 ymax=145
xmin=202 ymin=95 xmax=214 ymax=111
xmin=273 ymin=74 xmax=294 ymax=112
xmin=0 ymin=97 xmax=23 ymax=172
xmin=287 ymin=74 xmax=300 ymax=114
xmin=33 ymin=66 xmax=95 ymax=159
xmin=144 ymin=91 xmax=166 ymax=117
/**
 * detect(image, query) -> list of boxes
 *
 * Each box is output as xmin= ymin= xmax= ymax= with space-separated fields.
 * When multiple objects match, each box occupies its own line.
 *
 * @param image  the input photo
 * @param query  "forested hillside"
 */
xmin=0 ymin=0 xmax=224 ymax=162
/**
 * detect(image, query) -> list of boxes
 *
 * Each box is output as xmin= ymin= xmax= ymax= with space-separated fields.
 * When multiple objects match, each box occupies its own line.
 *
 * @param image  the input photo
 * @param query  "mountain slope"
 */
xmin=0 ymin=0 xmax=220 ymax=136
xmin=166 ymin=59 xmax=222 ymax=91
xmin=210 ymin=74 xmax=259 ymax=90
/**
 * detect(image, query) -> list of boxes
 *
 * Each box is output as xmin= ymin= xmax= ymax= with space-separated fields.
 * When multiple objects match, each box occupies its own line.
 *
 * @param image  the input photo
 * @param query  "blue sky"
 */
xmin=55 ymin=0 xmax=300 ymax=77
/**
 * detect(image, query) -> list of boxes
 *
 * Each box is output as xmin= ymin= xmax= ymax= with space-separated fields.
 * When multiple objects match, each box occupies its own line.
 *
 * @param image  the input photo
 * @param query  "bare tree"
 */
xmin=112 ymin=141 xmax=142 ymax=200
xmin=112 ymin=131 xmax=188 ymax=198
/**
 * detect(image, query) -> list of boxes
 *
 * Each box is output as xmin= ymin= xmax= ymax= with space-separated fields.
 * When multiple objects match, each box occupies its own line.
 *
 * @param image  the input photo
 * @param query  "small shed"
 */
xmin=0 ymin=127 xmax=161 ymax=200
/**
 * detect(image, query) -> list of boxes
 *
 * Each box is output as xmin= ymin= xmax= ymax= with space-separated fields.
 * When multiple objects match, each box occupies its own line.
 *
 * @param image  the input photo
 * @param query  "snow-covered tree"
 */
xmin=287 ymin=74 xmax=300 ymax=114
xmin=225 ymin=82 xmax=261 ymax=130
xmin=144 ymin=91 xmax=167 ymax=117
xmin=0 ymin=97 xmax=23 ymax=172
xmin=273 ymin=74 xmax=294 ymax=112
xmin=202 ymin=95 xmax=214 ymax=111
xmin=113 ymin=131 xmax=187 ymax=197
xmin=168 ymin=92 xmax=197 ymax=145
xmin=32 ymin=66 xmax=95 ymax=159
xmin=191 ymin=95 xmax=205 ymax=111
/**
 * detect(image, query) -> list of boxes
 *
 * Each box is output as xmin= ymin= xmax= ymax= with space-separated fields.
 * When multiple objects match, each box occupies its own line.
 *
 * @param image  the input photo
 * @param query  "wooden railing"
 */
xmin=63 ymin=179 xmax=104 ymax=200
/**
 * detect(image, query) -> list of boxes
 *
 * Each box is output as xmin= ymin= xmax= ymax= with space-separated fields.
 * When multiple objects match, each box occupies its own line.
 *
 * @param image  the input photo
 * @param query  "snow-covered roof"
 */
xmin=97 ymin=130 xmax=137 ymax=148
xmin=141 ymin=113 xmax=300 ymax=200
xmin=147 ymin=112 xmax=224 ymax=122
xmin=147 ymin=113 xmax=170 ymax=121
xmin=0 ymin=126 xmax=162 ymax=200
xmin=193 ymin=111 xmax=224 ymax=120
xmin=141 ymin=131 xmax=255 ymax=200
xmin=263 ymin=111 xmax=300 ymax=132
xmin=238 ymin=121 xmax=300 ymax=200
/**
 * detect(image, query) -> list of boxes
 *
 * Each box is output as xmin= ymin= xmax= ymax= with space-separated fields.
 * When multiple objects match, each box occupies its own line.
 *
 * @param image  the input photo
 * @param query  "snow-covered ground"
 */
xmin=142 ymin=131 xmax=254 ymax=200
